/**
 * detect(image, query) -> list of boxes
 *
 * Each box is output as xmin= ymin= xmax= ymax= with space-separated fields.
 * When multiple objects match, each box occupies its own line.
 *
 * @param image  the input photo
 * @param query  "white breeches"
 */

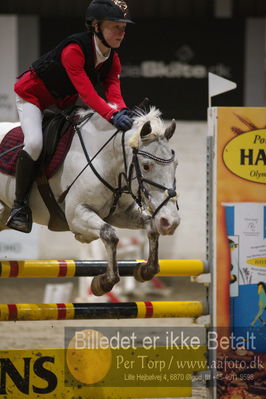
xmin=16 ymin=95 xmax=43 ymax=161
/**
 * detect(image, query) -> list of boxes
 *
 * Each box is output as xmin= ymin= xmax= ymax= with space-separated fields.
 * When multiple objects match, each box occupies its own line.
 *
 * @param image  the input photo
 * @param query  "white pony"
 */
xmin=0 ymin=107 xmax=180 ymax=295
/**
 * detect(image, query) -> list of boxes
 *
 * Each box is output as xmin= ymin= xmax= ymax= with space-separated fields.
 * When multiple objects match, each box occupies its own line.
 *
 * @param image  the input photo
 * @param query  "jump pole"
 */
xmin=0 ymin=259 xmax=208 ymax=278
xmin=0 ymin=300 xmax=208 ymax=321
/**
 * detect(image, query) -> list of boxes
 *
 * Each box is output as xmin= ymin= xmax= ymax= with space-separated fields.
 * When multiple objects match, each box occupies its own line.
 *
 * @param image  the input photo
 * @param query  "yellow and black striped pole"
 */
xmin=0 ymin=300 xmax=208 ymax=321
xmin=0 ymin=259 xmax=207 ymax=278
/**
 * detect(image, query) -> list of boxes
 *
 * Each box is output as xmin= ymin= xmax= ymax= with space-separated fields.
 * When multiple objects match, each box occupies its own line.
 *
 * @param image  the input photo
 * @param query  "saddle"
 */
xmin=0 ymin=105 xmax=79 ymax=231
xmin=41 ymin=105 xmax=78 ymax=167
xmin=37 ymin=105 xmax=79 ymax=231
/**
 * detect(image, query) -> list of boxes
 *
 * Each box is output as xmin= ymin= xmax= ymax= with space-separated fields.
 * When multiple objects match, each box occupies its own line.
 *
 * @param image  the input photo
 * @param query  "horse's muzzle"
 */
xmin=157 ymin=215 xmax=180 ymax=235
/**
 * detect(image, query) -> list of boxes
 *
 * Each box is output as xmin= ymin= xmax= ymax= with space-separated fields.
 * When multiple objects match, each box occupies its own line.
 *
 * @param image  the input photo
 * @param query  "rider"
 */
xmin=6 ymin=0 xmax=134 ymax=233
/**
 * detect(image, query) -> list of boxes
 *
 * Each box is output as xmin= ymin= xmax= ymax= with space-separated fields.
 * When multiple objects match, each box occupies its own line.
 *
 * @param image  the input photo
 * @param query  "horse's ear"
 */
xmin=164 ymin=119 xmax=176 ymax=140
xmin=140 ymin=121 xmax=152 ymax=138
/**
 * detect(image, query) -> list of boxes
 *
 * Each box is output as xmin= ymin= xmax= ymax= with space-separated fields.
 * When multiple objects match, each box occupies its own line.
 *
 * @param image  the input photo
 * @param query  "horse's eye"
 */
xmin=143 ymin=163 xmax=150 ymax=171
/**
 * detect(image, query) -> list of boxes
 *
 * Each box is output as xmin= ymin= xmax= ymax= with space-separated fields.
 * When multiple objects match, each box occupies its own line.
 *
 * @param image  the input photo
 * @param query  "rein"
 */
xmin=0 ymin=144 xmax=24 ymax=159
xmin=58 ymin=113 xmax=120 ymax=203
xmin=59 ymin=111 xmax=178 ymax=219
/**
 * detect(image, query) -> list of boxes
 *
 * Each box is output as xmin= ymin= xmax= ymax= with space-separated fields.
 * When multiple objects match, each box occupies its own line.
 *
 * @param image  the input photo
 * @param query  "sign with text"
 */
xmin=119 ymin=19 xmax=244 ymax=119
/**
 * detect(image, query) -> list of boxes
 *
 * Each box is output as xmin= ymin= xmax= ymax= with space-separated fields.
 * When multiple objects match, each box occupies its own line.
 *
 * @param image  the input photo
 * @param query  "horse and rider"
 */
xmin=0 ymin=0 xmax=180 ymax=295
xmin=7 ymin=0 xmax=135 ymax=234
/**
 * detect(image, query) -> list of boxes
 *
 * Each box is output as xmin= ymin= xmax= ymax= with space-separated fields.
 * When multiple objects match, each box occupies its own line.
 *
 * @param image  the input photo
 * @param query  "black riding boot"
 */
xmin=6 ymin=150 xmax=37 ymax=233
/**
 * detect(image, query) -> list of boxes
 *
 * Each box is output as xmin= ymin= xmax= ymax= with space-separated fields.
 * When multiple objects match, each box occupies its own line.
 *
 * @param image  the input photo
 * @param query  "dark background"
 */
xmin=1 ymin=0 xmax=264 ymax=120
xmin=40 ymin=17 xmax=245 ymax=119
xmin=1 ymin=0 xmax=265 ymax=18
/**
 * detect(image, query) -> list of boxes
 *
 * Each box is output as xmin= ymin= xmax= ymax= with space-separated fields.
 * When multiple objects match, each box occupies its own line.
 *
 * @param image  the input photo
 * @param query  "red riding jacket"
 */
xmin=14 ymin=40 xmax=126 ymax=121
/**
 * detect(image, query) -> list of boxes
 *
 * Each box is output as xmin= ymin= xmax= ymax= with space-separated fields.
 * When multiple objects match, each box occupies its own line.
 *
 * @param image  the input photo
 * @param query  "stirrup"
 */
xmin=6 ymin=204 xmax=32 ymax=233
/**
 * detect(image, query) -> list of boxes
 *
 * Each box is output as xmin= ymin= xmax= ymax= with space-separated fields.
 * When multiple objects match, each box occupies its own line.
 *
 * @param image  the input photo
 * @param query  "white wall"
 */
xmin=0 ymin=15 xmax=39 ymax=122
xmin=244 ymin=18 xmax=266 ymax=107
xmin=0 ymin=16 xmax=18 ymax=121
xmin=159 ymin=121 xmax=207 ymax=260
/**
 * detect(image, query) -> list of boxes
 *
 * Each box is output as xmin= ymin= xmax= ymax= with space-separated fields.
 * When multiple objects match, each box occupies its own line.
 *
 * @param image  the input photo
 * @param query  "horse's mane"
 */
xmin=76 ymin=106 xmax=165 ymax=148
xmin=129 ymin=106 xmax=165 ymax=148
xmin=133 ymin=106 xmax=162 ymax=128
xmin=76 ymin=107 xmax=95 ymax=118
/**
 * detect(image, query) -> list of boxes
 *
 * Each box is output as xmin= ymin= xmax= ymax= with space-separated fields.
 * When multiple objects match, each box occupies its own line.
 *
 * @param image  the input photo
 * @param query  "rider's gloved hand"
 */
xmin=110 ymin=110 xmax=133 ymax=131
xmin=120 ymin=108 xmax=134 ymax=117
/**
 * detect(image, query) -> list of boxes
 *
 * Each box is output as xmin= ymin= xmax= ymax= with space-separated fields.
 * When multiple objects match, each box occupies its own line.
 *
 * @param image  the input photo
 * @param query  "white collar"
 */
xmin=94 ymin=35 xmax=111 ymax=67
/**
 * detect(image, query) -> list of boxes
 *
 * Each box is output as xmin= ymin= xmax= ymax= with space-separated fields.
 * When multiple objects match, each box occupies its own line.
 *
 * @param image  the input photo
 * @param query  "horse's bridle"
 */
xmin=60 ymin=112 xmax=179 ymax=219
xmin=127 ymin=147 xmax=178 ymax=217
xmin=107 ymin=131 xmax=179 ymax=219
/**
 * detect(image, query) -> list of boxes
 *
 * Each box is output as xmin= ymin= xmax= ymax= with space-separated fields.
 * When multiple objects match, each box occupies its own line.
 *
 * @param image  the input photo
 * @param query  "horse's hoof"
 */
xmin=90 ymin=275 xmax=120 ymax=296
xmin=91 ymin=276 xmax=106 ymax=296
xmin=133 ymin=263 xmax=155 ymax=282
xmin=133 ymin=263 xmax=146 ymax=282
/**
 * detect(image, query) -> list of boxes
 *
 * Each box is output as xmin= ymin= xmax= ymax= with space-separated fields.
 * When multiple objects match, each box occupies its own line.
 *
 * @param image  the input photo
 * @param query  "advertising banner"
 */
xmin=0 ymin=326 xmax=208 ymax=398
xmin=209 ymin=107 xmax=266 ymax=398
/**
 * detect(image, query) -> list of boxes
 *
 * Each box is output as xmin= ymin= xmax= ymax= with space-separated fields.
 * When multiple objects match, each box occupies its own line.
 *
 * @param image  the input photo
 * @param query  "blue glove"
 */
xmin=110 ymin=110 xmax=133 ymax=131
xmin=119 ymin=108 xmax=134 ymax=117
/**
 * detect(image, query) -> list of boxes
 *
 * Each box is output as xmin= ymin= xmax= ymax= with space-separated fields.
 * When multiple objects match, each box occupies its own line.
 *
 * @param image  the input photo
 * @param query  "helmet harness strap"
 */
xmin=94 ymin=23 xmax=112 ymax=48
xmin=85 ymin=0 xmax=134 ymax=48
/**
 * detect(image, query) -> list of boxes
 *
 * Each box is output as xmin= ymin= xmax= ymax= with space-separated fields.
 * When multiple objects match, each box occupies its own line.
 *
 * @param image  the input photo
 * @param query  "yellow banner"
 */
xmin=212 ymin=107 xmax=266 ymax=328
xmin=0 ymin=345 xmax=207 ymax=398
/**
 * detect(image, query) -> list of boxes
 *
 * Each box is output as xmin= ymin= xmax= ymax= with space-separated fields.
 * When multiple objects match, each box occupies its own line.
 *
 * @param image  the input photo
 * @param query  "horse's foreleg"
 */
xmin=91 ymin=223 xmax=119 ymax=296
xmin=107 ymin=207 xmax=160 ymax=283
xmin=69 ymin=204 xmax=120 ymax=296
xmin=134 ymin=227 xmax=160 ymax=282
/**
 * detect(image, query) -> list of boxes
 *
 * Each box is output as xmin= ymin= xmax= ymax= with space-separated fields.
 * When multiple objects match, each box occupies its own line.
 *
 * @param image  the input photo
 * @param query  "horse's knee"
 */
xmin=100 ymin=223 xmax=118 ymax=247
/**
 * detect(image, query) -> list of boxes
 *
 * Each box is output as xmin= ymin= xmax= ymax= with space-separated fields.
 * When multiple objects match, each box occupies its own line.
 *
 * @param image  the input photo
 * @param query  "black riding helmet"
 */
xmin=86 ymin=0 xmax=134 ymax=25
xmin=85 ymin=0 xmax=134 ymax=48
